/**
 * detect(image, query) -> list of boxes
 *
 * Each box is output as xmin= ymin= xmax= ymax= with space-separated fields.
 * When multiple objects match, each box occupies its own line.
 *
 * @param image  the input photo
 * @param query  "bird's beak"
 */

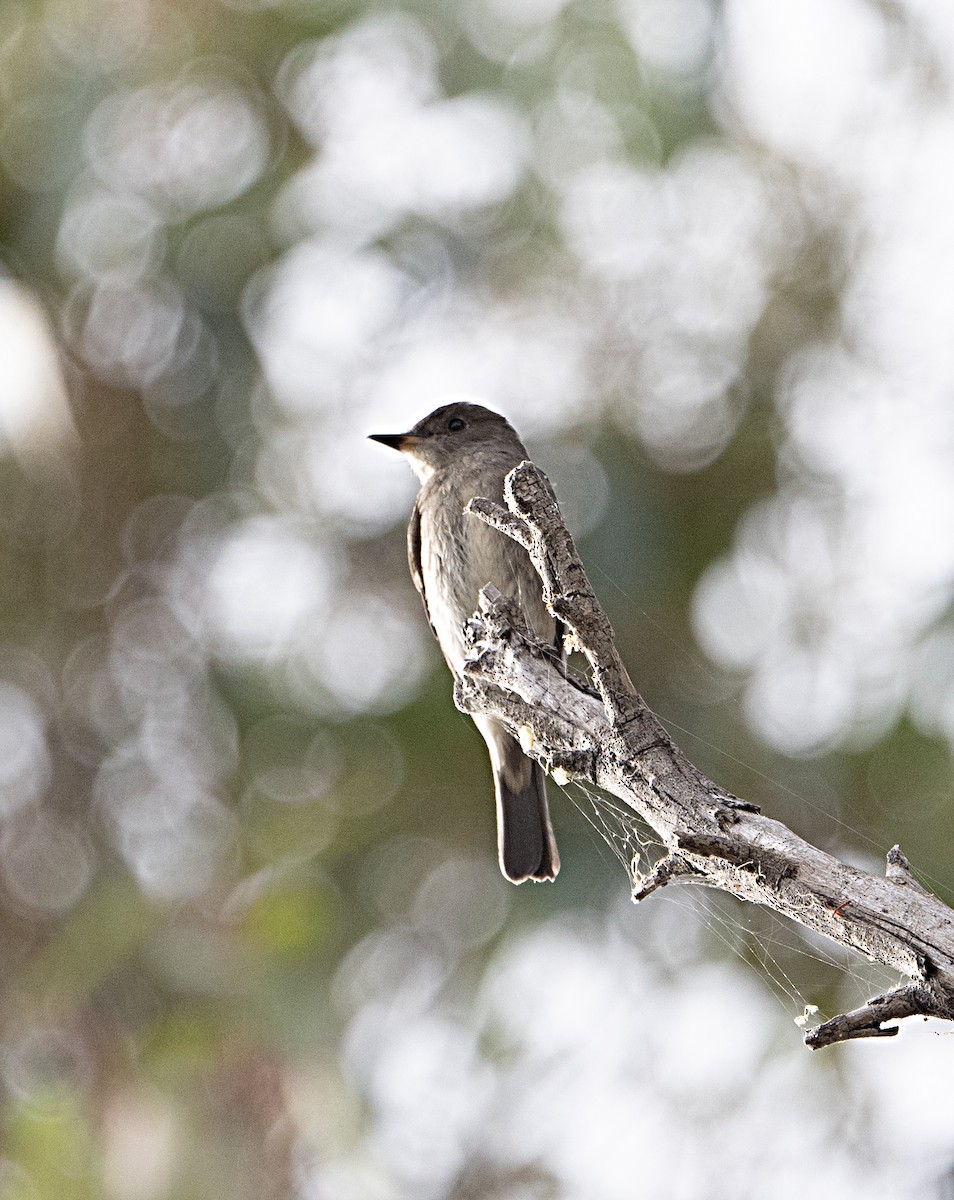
xmin=367 ymin=432 xmax=421 ymax=452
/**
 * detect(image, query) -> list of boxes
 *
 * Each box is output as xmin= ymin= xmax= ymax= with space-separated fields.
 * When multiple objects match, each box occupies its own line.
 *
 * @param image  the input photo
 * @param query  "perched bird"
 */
xmin=369 ymin=402 xmax=560 ymax=883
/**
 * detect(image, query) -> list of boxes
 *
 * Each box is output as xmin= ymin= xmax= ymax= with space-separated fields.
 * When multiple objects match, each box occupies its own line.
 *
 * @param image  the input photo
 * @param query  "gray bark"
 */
xmin=454 ymin=461 xmax=954 ymax=1050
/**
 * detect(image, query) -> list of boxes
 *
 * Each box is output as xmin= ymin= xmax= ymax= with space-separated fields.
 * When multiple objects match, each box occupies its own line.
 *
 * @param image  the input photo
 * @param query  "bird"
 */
xmin=369 ymin=401 xmax=560 ymax=883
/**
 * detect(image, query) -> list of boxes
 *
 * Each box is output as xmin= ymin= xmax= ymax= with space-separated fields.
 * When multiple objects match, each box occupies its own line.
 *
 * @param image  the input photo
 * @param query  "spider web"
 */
xmin=557 ymin=775 xmax=899 ymax=1026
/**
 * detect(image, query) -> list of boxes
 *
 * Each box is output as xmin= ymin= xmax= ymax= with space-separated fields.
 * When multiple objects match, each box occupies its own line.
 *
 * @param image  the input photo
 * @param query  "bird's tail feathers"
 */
xmin=493 ymin=738 xmax=559 ymax=884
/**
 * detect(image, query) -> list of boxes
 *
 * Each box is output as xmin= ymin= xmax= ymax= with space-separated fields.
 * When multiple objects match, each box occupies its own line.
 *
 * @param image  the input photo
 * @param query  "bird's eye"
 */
xmin=447 ymin=417 xmax=466 ymax=432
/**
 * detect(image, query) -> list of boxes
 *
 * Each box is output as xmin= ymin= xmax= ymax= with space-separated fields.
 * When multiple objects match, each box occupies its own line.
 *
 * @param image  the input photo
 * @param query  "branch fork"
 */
xmin=456 ymin=461 xmax=954 ymax=1049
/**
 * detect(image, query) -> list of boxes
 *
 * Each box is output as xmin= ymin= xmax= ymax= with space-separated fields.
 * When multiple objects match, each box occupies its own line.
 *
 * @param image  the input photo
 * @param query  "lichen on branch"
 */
xmin=456 ymin=461 xmax=954 ymax=1050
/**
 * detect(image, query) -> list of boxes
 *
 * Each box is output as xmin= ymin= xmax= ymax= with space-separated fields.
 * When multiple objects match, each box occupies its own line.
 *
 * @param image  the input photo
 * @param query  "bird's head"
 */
xmin=368 ymin=402 xmax=523 ymax=482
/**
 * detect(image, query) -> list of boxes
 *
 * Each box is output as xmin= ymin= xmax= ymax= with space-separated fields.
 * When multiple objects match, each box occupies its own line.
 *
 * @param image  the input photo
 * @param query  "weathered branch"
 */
xmin=457 ymin=461 xmax=954 ymax=1050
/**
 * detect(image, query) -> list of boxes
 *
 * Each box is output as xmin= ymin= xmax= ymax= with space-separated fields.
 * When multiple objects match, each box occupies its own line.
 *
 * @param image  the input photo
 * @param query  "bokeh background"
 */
xmin=3 ymin=0 xmax=954 ymax=1196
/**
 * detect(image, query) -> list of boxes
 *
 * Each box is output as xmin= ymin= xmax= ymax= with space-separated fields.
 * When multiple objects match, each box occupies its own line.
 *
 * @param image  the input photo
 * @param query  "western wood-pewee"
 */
xmin=369 ymin=402 xmax=560 ymax=883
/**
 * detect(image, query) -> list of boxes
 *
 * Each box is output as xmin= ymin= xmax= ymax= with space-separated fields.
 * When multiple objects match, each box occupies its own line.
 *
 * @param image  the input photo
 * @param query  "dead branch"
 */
xmin=455 ymin=461 xmax=954 ymax=1050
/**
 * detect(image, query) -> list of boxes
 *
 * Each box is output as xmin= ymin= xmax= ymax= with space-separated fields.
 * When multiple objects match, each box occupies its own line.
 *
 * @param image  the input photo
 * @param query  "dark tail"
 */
xmin=491 ymin=730 xmax=560 ymax=884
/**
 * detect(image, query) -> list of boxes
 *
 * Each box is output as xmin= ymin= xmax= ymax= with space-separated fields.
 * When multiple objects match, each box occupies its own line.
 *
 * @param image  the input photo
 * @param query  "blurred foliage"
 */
xmin=2 ymin=0 xmax=954 ymax=1197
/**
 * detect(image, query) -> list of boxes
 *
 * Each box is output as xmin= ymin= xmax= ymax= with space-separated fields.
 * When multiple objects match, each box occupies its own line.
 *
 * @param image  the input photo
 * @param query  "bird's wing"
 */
xmin=407 ymin=497 xmax=438 ymax=640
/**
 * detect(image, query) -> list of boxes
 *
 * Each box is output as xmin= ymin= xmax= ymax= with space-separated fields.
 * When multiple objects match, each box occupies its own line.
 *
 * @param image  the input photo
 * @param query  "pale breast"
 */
xmin=417 ymin=460 xmax=554 ymax=674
